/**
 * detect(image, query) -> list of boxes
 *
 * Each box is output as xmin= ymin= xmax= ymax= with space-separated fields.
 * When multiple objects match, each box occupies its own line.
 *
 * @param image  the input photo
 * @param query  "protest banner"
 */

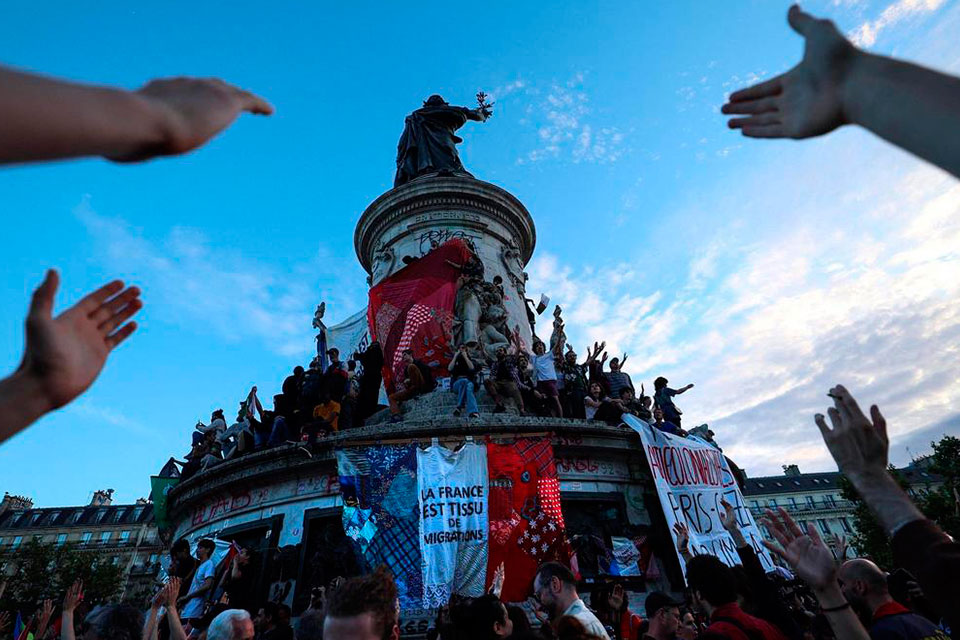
xmin=327 ymin=308 xmax=371 ymax=371
xmin=622 ymin=415 xmax=775 ymax=580
xmin=336 ymin=436 xmax=571 ymax=609
xmin=417 ymin=440 xmax=488 ymax=608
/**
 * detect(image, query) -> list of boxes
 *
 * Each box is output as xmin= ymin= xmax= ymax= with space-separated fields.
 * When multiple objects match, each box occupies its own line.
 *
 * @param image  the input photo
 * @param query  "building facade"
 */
xmin=0 ymin=491 xmax=163 ymax=601
xmin=743 ymin=462 xmax=943 ymax=559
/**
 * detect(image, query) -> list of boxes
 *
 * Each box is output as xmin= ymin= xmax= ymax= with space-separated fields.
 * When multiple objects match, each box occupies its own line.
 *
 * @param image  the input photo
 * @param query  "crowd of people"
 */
xmin=383 ymin=337 xmax=695 ymax=436
xmin=1 ymin=3 xmax=960 ymax=640
xmin=174 ymin=331 xmax=698 ymax=477
xmin=174 ymin=343 xmax=386 ymax=480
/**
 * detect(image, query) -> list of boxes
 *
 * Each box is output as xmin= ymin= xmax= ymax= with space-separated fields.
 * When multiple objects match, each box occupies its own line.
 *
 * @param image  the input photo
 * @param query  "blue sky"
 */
xmin=2 ymin=0 xmax=959 ymax=506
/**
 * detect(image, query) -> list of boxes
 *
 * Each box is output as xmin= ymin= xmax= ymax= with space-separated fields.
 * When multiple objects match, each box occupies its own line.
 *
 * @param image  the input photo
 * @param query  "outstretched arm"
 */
xmin=0 ymin=271 xmax=142 ymax=444
xmin=61 ymin=579 xmax=83 ymax=640
xmin=763 ymin=508 xmax=870 ymax=640
xmin=0 ymin=64 xmax=272 ymax=165
xmin=722 ymin=5 xmax=960 ymax=178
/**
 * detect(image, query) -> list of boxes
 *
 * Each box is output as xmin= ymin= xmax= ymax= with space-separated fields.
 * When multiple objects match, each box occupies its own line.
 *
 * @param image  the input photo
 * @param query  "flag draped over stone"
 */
xmin=336 ymin=437 xmax=571 ymax=609
xmin=366 ymin=238 xmax=471 ymax=393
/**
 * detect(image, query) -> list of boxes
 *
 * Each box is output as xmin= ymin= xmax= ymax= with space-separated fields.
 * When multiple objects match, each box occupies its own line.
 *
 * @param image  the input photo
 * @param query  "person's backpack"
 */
xmin=413 ymin=359 xmax=437 ymax=391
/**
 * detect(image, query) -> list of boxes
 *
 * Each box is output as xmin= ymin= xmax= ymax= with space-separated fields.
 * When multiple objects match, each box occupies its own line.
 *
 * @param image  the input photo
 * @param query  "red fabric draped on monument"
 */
xmin=367 ymin=238 xmax=472 ymax=393
xmin=487 ymin=437 xmax=573 ymax=603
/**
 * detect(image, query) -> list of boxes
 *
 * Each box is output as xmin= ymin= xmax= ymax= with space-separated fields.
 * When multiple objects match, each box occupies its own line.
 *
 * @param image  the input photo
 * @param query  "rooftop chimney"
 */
xmin=782 ymin=464 xmax=801 ymax=477
xmin=90 ymin=489 xmax=115 ymax=506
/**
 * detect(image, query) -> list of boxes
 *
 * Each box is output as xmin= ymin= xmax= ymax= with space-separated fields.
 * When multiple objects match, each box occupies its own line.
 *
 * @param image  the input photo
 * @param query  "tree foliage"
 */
xmin=839 ymin=466 xmax=908 ymax=569
xmin=842 ymin=435 xmax=960 ymax=569
xmin=0 ymin=539 xmax=124 ymax=610
xmin=915 ymin=435 xmax=960 ymax=539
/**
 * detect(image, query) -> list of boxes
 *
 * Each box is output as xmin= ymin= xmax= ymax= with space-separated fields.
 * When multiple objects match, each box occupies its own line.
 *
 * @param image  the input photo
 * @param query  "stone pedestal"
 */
xmin=355 ymin=174 xmax=537 ymax=349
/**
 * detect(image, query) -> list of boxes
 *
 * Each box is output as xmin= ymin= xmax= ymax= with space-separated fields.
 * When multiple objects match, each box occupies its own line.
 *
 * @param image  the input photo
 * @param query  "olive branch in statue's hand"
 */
xmin=476 ymin=91 xmax=494 ymax=119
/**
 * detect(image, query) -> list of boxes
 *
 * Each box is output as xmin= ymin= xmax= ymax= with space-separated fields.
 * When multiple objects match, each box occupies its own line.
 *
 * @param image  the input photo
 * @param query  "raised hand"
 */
xmin=63 ymin=579 xmax=84 ymax=613
xmin=488 ymin=562 xmax=505 ymax=598
xmin=36 ymin=599 xmax=54 ymax=637
xmin=2 ymin=271 xmax=142 ymax=443
xmin=673 ymin=521 xmax=691 ymax=558
xmin=109 ymin=78 xmax=273 ymax=162
xmin=718 ymin=499 xmax=739 ymax=533
xmin=722 ymin=5 xmax=859 ymax=139
xmin=762 ymin=508 xmax=837 ymax=592
xmin=608 ymin=583 xmax=624 ymax=610
xmin=826 ymin=533 xmax=848 ymax=562
xmin=165 ymin=578 xmax=181 ymax=609
xmin=815 ymin=385 xmax=888 ymax=482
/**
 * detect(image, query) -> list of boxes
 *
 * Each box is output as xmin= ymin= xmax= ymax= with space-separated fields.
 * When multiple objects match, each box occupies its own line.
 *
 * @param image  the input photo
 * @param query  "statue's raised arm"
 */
xmin=394 ymin=93 xmax=492 ymax=187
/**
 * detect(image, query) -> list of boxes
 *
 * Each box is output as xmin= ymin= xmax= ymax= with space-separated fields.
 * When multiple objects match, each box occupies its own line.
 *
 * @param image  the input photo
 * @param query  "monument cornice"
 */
xmin=354 ymin=175 xmax=536 ymax=273
xmin=167 ymin=418 xmax=642 ymax=525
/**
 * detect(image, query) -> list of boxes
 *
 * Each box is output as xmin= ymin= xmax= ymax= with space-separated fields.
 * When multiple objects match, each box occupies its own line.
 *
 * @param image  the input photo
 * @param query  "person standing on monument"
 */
xmin=394 ymin=94 xmax=491 ymax=187
xmin=530 ymin=340 xmax=563 ymax=418
xmin=653 ymin=377 xmax=694 ymax=429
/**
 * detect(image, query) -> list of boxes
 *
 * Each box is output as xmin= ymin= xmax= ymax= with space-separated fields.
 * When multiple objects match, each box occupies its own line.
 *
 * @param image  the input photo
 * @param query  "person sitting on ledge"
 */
xmin=516 ymin=353 xmax=542 ymax=416
xmin=388 ymin=349 xmax=432 ymax=423
xmin=484 ymin=346 xmax=527 ymax=415
xmin=448 ymin=344 xmax=480 ymax=418
xmin=651 ymin=407 xmax=685 ymax=436
xmin=307 ymin=392 xmax=339 ymax=442
xmin=584 ymin=382 xmax=606 ymax=421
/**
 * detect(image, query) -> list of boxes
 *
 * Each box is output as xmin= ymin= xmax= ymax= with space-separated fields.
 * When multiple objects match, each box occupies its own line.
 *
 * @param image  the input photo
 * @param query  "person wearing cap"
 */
xmin=643 ymin=592 xmax=682 ymax=640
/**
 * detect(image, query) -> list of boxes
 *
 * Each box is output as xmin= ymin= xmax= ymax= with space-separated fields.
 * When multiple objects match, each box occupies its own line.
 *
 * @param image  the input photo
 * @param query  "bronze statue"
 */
xmin=394 ymin=93 xmax=493 ymax=187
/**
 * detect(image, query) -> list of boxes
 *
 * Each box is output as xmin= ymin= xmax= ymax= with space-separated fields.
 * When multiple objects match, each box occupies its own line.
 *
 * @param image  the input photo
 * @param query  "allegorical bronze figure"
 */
xmin=394 ymin=92 xmax=493 ymax=187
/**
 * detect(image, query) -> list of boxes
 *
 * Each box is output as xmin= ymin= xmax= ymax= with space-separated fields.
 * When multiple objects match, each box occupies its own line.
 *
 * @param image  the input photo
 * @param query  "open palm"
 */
xmin=762 ymin=508 xmax=836 ymax=591
xmin=20 ymin=270 xmax=141 ymax=411
xmin=722 ymin=5 xmax=859 ymax=139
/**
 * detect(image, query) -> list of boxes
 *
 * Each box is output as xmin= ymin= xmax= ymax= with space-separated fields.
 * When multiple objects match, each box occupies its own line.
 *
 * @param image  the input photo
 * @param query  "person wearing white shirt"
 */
xmin=532 ymin=562 xmax=611 ymax=640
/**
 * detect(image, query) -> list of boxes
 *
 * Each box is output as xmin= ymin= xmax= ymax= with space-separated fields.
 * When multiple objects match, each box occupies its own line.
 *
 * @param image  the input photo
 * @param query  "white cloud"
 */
xmin=75 ymin=197 xmax=366 ymax=358
xmin=513 ymin=74 xmax=626 ymax=165
xmin=527 ymin=156 xmax=960 ymax=476
xmin=849 ymin=0 xmax=946 ymax=46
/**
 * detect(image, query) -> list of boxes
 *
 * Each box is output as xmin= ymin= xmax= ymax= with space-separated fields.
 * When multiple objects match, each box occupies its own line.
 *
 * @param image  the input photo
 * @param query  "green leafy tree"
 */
xmin=840 ymin=466 xmax=909 ymax=569
xmin=0 ymin=539 xmax=124 ymax=609
xmin=842 ymin=435 xmax=960 ymax=569
xmin=915 ymin=435 xmax=960 ymax=538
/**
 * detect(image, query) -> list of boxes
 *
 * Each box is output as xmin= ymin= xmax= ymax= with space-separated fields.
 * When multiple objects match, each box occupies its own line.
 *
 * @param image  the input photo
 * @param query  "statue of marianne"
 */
xmin=394 ymin=94 xmax=491 ymax=187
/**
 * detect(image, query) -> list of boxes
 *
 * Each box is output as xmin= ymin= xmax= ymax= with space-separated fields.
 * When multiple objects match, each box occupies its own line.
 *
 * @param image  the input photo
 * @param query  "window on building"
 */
xmin=56 ymin=533 xmax=68 ymax=546
xmin=70 ymin=511 xmax=83 ymax=524
xmin=47 ymin=511 xmax=61 ymax=524
xmin=750 ymin=501 xmax=759 ymax=508
xmin=120 ymin=531 xmax=131 ymax=544
xmin=29 ymin=512 xmax=42 ymax=525
xmin=12 ymin=536 xmax=22 ymax=549
xmin=767 ymin=498 xmax=778 ymax=508
xmin=95 ymin=508 xmax=108 ymax=524
xmin=817 ymin=519 xmax=830 ymax=535
xmin=81 ymin=531 xmax=92 ymax=544
xmin=149 ymin=553 xmax=158 ymax=564
xmin=789 ymin=497 xmax=798 ymax=508
xmin=100 ymin=531 xmax=112 ymax=544
xmin=825 ymin=494 xmax=837 ymax=507
xmin=806 ymin=496 xmax=816 ymax=508
xmin=133 ymin=507 xmax=145 ymax=521
xmin=840 ymin=518 xmax=853 ymax=534
xmin=112 ymin=508 xmax=127 ymax=523
xmin=111 ymin=556 xmax=120 ymax=565
xmin=0 ymin=537 xmax=4 ymax=546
